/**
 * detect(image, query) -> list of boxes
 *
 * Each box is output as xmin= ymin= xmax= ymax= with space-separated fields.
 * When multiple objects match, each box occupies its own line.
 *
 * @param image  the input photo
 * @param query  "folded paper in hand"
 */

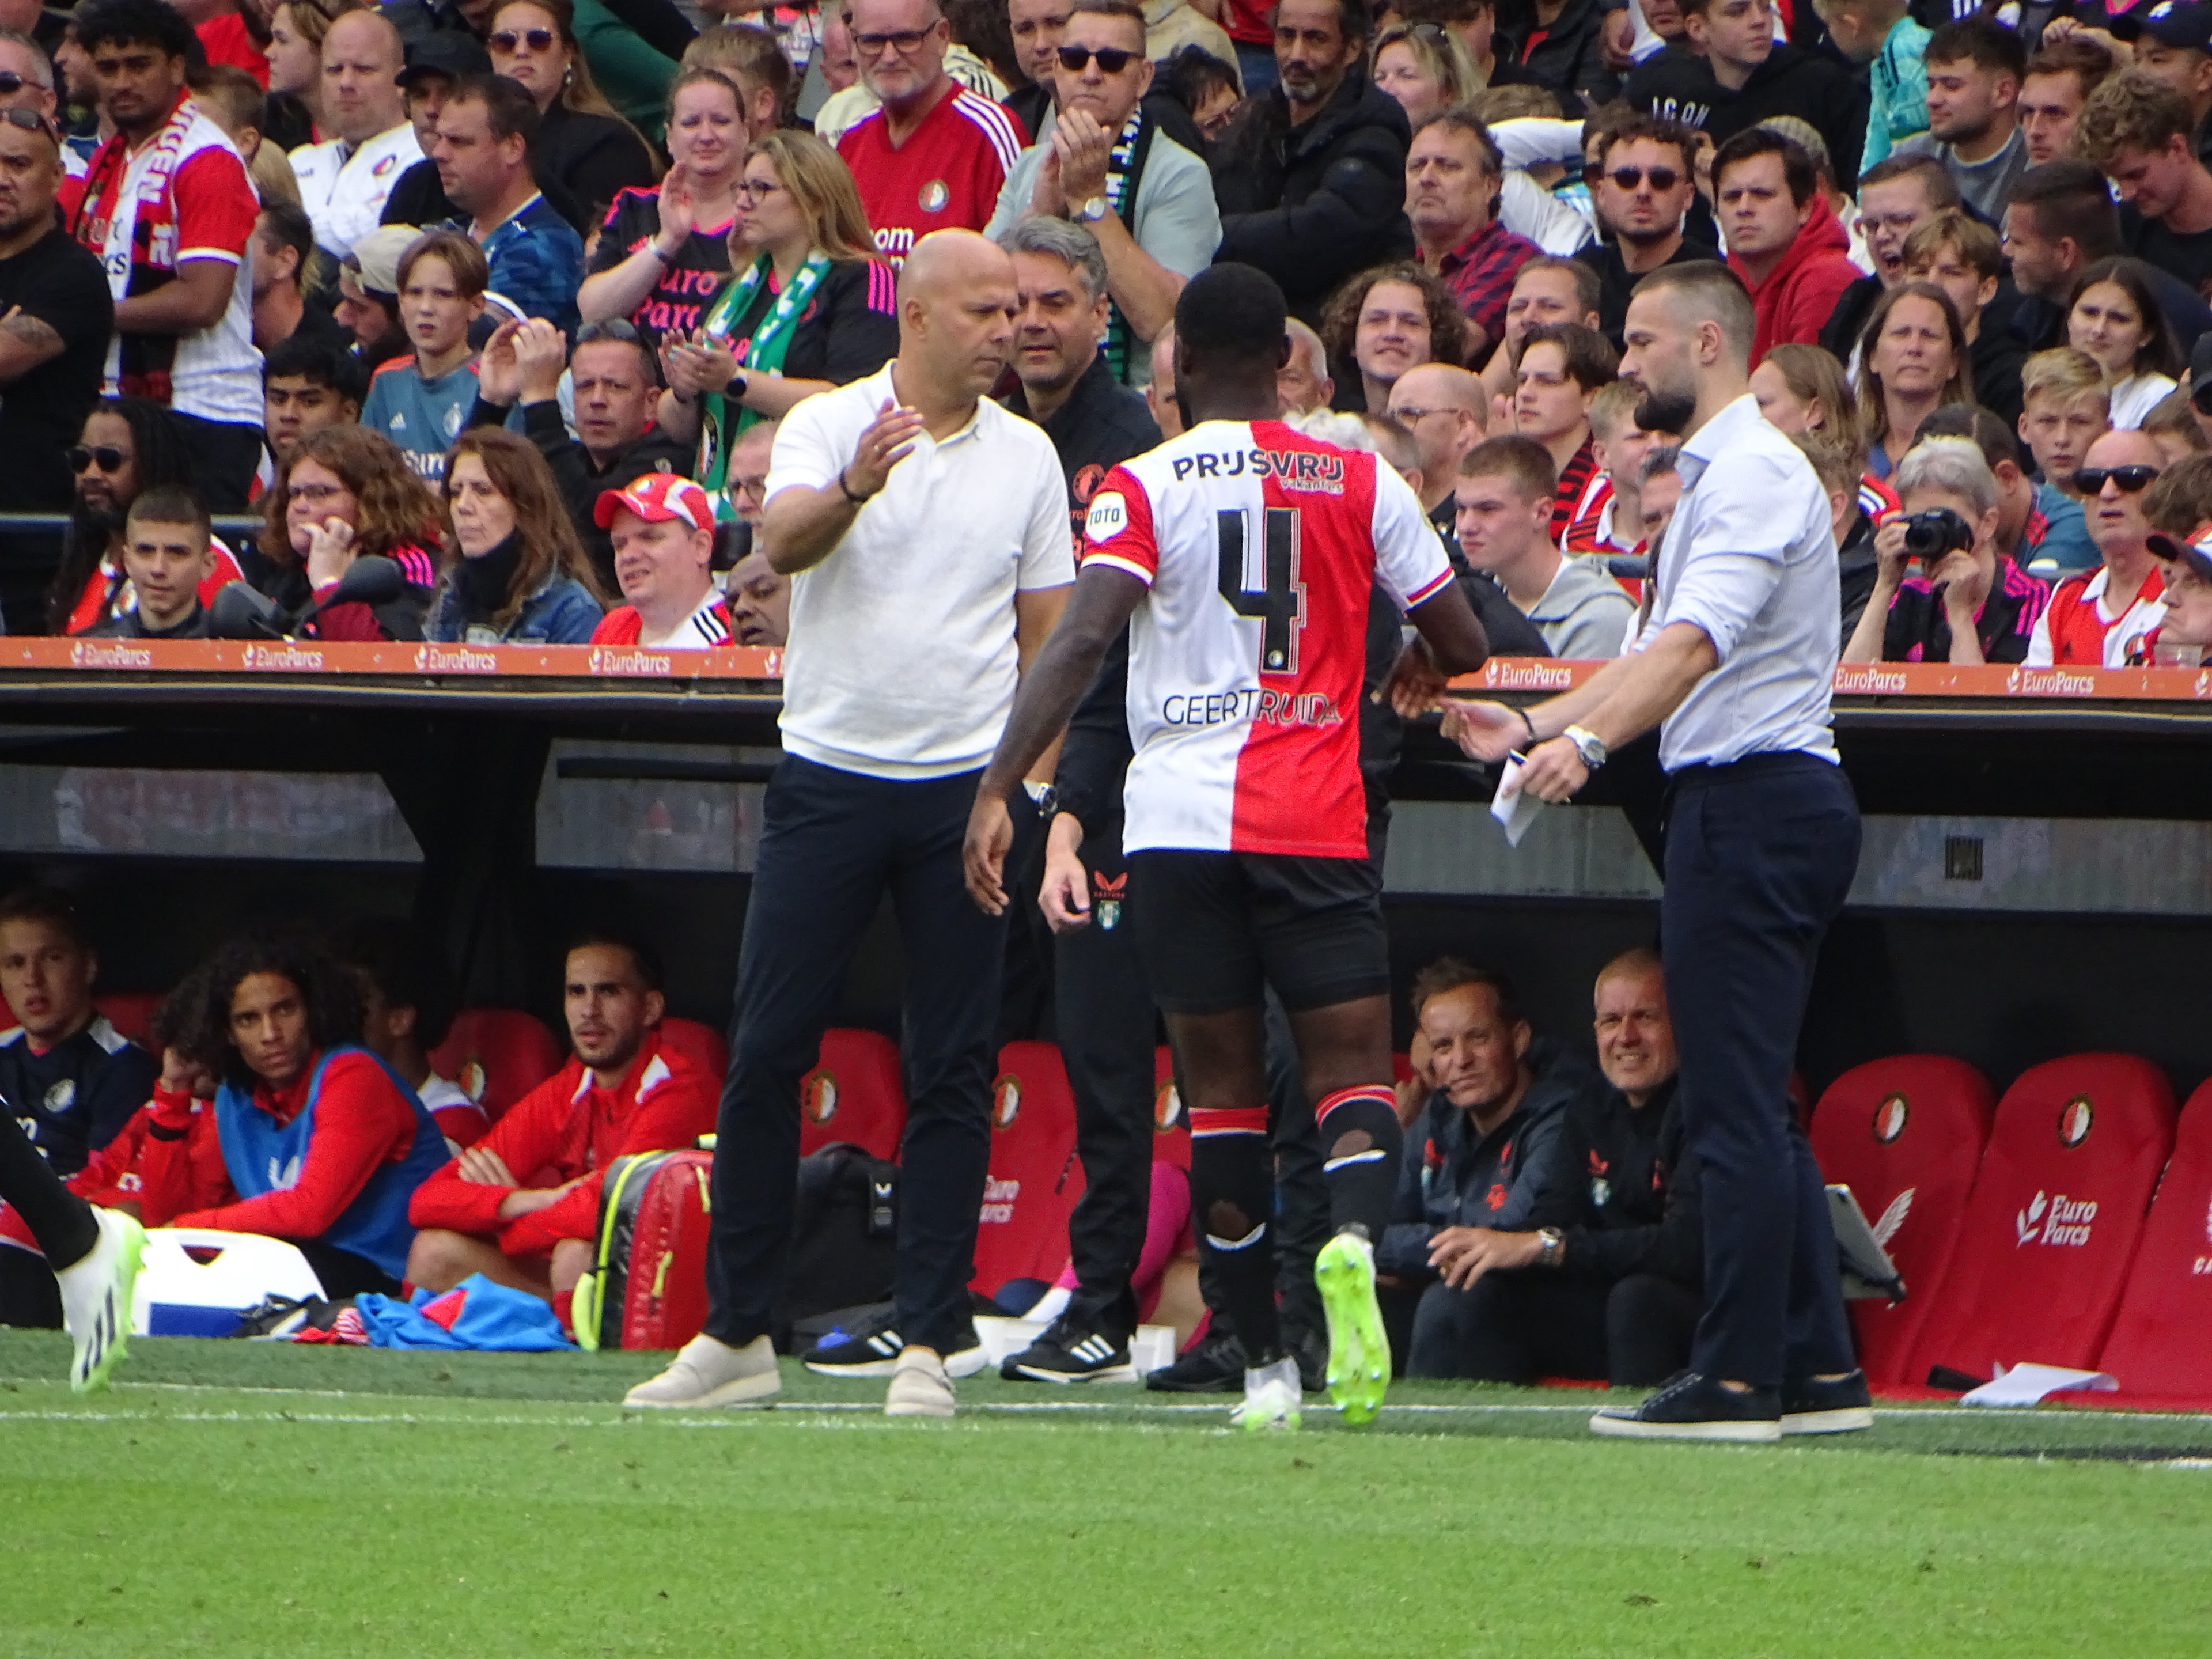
xmin=1490 ymin=752 xmax=1544 ymax=847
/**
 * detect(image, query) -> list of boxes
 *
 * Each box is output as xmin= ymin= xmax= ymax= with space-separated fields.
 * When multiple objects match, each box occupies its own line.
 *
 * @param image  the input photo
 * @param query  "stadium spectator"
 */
xmin=249 ymin=200 xmax=348 ymax=353
xmin=2190 ymin=337 xmax=2212 ymax=449
xmin=2018 ymin=36 xmax=2115 ymax=168
xmin=1455 ymin=433 xmax=1633 ymax=657
xmin=1857 ymin=282 xmax=1970 ymax=479
xmin=362 ymin=228 xmax=502 ymax=483
xmin=2027 ymin=426 xmax=2167 ymax=664
xmin=1513 ymin=320 xmax=1616 ymax=547
xmin=1820 ymin=155 xmax=1957 ymax=366
xmin=984 ymin=0 xmax=1221 ymax=388
xmin=1277 ymin=313 xmax=1332 ymax=411
xmin=137 ymin=930 xmax=449 ymax=1297
xmin=191 ymin=60 xmax=305 ymax=207
xmin=1844 ymin=436 xmax=2050 ymax=665
xmin=326 ymin=914 xmax=481 ymax=1155
xmin=1810 ymin=0 xmax=1926 ymax=171
xmin=835 ymin=0 xmax=1022 ymax=261
xmin=1319 ymin=260 xmax=1460 ymax=414
xmin=815 ymin=0 xmax=1014 ymax=143
xmin=580 ymin=68 xmax=747 ymax=352
xmin=84 ymin=484 xmax=218 ymax=638
xmin=997 ymin=214 xmax=1160 ymax=536
xmin=1405 ymin=111 xmax=1533 ymax=363
xmin=1889 ymin=18 xmax=2027 ymax=225
xmin=727 ymin=552 xmax=789 ymax=647
xmin=1624 ymin=0 xmax=1868 ymax=190
xmin=1499 ymin=0 xmax=1615 ymax=113
xmin=475 ymin=316 xmax=685 ymax=590
xmin=487 ymin=0 xmax=658 ymax=228
xmin=1210 ymin=0 xmax=1414 ymax=325
xmin=2145 ymin=385 xmax=2210 ymax=467
xmin=406 ymin=931 xmax=714 ymax=1319
xmin=1386 ymin=359 xmax=1487 ymax=539
xmin=263 ymin=1 xmax=334 ymax=141
xmin=1370 ymin=19 xmax=1479 ymax=135
xmin=255 ymin=424 xmax=442 ymax=639
xmin=680 ymin=23 xmax=791 ymax=138
xmin=1157 ymin=41 xmax=1240 ymax=146
xmin=2017 ymin=346 xmax=2111 ymax=574
xmin=2077 ymin=71 xmax=2212 ymax=301
xmin=0 ymin=887 xmax=157 ymax=1179
xmin=2124 ymin=2 xmax=2212 ymax=165
xmin=1915 ymin=402 xmax=2052 ymax=575
xmin=2142 ymin=447 xmax=2212 ymax=540
xmin=1395 ymin=0 xmax=1524 ymax=92
xmin=624 ymin=230 xmax=1072 ymax=1418
xmin=1377 ymin=960 xmax=1592 ymax=1377
xmin=71 ymin=0 xmax=267 ymax=512
xmin=1476 ymin=253 xmax=1599 ymax=411
xmin=724 ymin=416 xmax=775 ymax=531
xmin=51 ymin=398 xmax=245 ymax=637
xmin=1714 ymin=128 xmax=1857 ymax=365
xmin=426 ymin=427 xmax=607 ymax=641
xmin=1582 ymin=379 xmax=1653 ymax=556
xmin=1402 ymin=948 xmax=1701 ymax=1388
xmin=289 ymin=10 xmax=421 ymax=258
xmin=1002 ymin=0 xmax=1073 ymax=137
xmin=195 ymin=0 xmax=274 ymax=88
xmin=336 ymin=224 xmax=414 ymax=367
xmin=263 ymin=333 xmax=368 ymax=464
xmin=2002 ymin=158 xmax=2212 ymax=359
xmin=1902 ymin=210 xmax=2021 ymax=435
xmin=1789 ymin=425 xmax=1879 ymax=637
xmin=656 ymin=131 xmax=899 ymax=515
xmin=431 ymin=73 xmax=586 ymax=335
xmin=2067 ymin=257 xmax=2184 ymax=431
xmin=0 ymin=99 xmax=112 ymax=552
xmin=377 ymin=29 xmax=494 ymax=230
xmin=1577 ymin=114 xmax=1710 ymax=349
xmin=589 ymin=472 xmax=733 ymax=646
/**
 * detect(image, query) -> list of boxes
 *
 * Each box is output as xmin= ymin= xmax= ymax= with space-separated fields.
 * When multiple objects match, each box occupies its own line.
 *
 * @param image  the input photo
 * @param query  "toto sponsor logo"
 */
xmin=1873 ymin=1093 xmax=1909 ymax=1143
xmin=2059 ymin=1095 xmax=2094 ymax=1147
xmin=1834 ymin=665 xmax=1907 ymax=694
xmin=1483 ymin=659 xmax=1575 ymax=691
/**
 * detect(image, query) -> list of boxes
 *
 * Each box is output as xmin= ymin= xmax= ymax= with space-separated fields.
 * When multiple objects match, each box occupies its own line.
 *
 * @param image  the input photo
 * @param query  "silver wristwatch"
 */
xmin=1536 ymin=1226 xmax=1564 ymax=1267
xmin=1074 ymin=195 xmax=1110 ymax=224
xmin=1562 ymin=725 xmax=1608 ymax=771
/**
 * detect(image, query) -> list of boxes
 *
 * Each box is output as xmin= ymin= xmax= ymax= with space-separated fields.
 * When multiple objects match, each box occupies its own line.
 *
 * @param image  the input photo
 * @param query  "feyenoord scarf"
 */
xmin=696 ymin=251 xmax=831 ymax=518
xmin=1101 ymin=111 xmax=1155 ymax=383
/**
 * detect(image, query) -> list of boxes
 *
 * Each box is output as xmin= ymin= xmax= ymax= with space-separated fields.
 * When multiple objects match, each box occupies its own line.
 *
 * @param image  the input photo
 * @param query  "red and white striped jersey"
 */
xmin=1081 ymin=419 xmax=1452 ymax=858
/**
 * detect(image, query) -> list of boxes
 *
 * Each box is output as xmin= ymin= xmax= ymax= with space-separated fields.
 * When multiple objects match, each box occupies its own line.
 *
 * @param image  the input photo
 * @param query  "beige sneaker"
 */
xmin=623 ymin=1334 xmax=780 ymax=1409
xmin=884 ymin=1349 xmax=955 ymax=1419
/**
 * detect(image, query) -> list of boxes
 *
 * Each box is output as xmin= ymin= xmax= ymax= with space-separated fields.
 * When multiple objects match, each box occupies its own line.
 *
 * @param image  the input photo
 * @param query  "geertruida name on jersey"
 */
xmin=1166 ymin=447 xmax=1347 ymax=494
xmin=1161 ymin=687 xmax=1344 ymax=728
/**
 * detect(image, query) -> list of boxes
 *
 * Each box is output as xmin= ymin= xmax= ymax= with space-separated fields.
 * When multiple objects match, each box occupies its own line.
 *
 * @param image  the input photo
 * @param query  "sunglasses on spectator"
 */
xmin=2073 ymin=465 xmax=2160 ymax=494
xmin=1607 ymin=165 xmax=1681 ymax=192
xmin=0 ymin=105 xmax=56 ymax=142
xmin=488 ymin=28 xmax=555 ymax=51
xmin=67 ymin=445 xmax=127 ymax=474
xmin=853 ymin=28 xmax=935 ymax=55
xmin=1056 ymin=44 xmax=1139 ymax=72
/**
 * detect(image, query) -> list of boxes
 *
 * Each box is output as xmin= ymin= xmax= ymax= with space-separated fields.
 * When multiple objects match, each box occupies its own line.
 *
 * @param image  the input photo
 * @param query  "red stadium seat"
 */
xmin=428 ymin=1009 xmax=565 ymax=1123
xmin=92 ymin=991 xmax=164 ymax=1047
xmin=970 ymin=1041 xmax=1085 ymax=1299
xmin=2096 ymin=1081 xmax=2212 ymax=1399
xmin=1902 ymin=1054 xmax=2176 ymax=1385
xmin=1809 ymin=1056 xmax=1997 ymax=1385
xmin=798 ymin=1028 xmax=907 ymax=1161
xmin=656 ymin=1017 xmax=729 ymax=1088
xmin=1153 ymin=1046 xmax=1189 ymax=1172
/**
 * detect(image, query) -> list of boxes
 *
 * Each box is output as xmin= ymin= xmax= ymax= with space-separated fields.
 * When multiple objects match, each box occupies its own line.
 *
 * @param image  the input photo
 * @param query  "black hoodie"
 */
xmin=1211 ymin=67 xmax=1414 ymax=322
xmin=1624 ymin=43 xmax=1870 ymax=193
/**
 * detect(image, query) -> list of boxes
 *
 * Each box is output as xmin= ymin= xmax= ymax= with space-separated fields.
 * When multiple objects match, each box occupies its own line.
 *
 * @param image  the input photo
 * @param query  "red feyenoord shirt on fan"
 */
xmin=836 ymin=83 xmax=1021 ymax=262
xmin=1082 ymin=420 xmax=1452 ymax=858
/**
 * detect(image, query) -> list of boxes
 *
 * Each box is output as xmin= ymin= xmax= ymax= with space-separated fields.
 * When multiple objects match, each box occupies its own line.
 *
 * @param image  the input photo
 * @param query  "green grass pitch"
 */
xmin=4 ymin=1332 xmax=2210 ymax=1658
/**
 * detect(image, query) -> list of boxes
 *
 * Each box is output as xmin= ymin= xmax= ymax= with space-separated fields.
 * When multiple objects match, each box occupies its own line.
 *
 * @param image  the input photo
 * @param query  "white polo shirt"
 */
xmin=765 ymin=363 xmax=1074 ymax=779
xmin=290 ymin=122 xmax=424 ymax=257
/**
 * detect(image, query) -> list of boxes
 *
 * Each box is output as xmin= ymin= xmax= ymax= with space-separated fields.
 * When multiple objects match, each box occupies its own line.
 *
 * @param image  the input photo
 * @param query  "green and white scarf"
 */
xmin=696 ymin=251 xmax=831 ymax=519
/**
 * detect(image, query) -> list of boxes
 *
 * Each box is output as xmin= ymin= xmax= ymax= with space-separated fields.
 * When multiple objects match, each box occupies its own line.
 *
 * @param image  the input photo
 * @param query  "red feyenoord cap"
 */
xmin=594 ymin=473 xmax=713 ymax=531
xmin=2146 ymin=520 xmax=2212 ymax=581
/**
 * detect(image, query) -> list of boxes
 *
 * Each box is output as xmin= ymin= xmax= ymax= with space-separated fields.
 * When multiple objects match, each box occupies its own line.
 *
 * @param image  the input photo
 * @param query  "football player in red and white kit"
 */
xmin=964 ymin=264 xmax=1493 ymax=1429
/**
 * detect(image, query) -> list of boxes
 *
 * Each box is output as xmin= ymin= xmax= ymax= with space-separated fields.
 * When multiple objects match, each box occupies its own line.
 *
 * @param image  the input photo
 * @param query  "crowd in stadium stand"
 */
xmin=0 ymin=0 xmax=2198 ymax=661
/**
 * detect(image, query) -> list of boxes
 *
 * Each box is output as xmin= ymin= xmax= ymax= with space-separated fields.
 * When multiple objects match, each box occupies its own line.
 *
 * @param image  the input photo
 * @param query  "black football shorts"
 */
xmin=1127 ymin=849 xmax=1389 ymax=1016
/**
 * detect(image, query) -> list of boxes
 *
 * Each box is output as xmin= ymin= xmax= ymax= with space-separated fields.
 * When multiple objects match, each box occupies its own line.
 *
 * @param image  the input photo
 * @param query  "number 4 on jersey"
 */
xmin=1215 ymin=506 xmax=1306 ymax=675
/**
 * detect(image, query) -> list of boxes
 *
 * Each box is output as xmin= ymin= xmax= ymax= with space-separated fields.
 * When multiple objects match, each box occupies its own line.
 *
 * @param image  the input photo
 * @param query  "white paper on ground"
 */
xmin=1959 ymin=1362 xmax=2119 ymax=1407
xmin=1489 ymin=753 xmax=1544 ymax=847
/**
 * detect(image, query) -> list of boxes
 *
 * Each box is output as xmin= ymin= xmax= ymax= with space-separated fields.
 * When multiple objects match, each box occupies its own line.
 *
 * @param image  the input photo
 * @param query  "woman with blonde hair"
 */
xmin=657 ymin=131 xmax=899 ymax=516
xmin=1372 ymin=21 xmax=1483 ymax=131
xmin=426 ymin=429 xmax=606 ymax=643
xmin=263 ymin=0 xmax=360 ymax=145
xmin=486 ymin=0 xmax=661 ymax=226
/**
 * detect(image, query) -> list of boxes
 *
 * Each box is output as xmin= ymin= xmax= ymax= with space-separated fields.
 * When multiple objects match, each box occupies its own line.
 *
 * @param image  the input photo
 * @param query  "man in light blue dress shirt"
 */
xmin=1444 ymin=260 xmax=1871 ymax=1443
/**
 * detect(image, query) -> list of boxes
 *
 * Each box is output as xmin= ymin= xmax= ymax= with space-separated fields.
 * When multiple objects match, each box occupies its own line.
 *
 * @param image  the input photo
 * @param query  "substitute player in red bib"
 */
xmin=965 ymin=264 xmax=1492 ymax=1429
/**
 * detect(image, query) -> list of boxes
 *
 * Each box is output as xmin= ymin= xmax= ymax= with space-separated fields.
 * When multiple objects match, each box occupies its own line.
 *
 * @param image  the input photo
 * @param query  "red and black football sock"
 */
xmin=1189 ymin=1105 xmax=1282 ymax=1364
xmin=1315 ymin=1085 xmax=1403 ymax=1243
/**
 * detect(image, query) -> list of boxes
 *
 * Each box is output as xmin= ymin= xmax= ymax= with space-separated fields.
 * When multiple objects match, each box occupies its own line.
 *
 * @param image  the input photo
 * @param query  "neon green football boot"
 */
xmin=1315 ymin=1229 xmax=1388 ymax=1426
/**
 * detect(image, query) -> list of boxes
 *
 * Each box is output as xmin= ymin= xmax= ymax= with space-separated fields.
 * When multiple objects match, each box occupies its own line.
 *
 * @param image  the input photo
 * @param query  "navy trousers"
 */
xmin=1661 ymin=752 xmax=1861 ymax=1389
xmin=704 ymin=755 xmax=1012 ymax=1357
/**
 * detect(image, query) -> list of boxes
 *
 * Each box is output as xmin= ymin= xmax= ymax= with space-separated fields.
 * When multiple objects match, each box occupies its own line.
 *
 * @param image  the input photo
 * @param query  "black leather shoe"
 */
xmin=1590 ymin=1370 xmax=1783 ymax=1442
xmin=1781 ymin=1369 xmax=1874 ymax=1434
